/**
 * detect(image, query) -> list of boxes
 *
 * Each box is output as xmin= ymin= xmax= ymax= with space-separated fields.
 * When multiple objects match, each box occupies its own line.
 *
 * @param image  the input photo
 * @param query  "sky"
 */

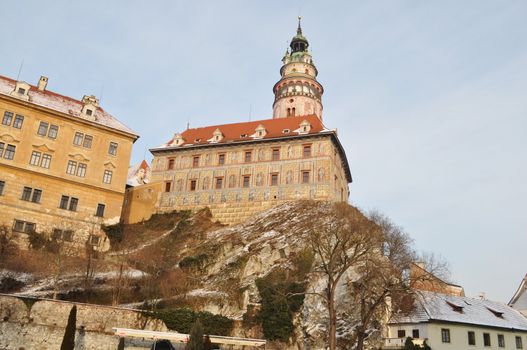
xmin=1 ymin=1 xmax=526 ymax=303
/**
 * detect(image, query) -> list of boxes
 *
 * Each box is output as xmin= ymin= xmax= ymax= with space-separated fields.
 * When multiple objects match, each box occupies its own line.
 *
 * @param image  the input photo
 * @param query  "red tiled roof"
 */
xmin=0 ymin=74 xmax=138 ymax=137
xmin=159 ymin=114 xmax=328 ymax=147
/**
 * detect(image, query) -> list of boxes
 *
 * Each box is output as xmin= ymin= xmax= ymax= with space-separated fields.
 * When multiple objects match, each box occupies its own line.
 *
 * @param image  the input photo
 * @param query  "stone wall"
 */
xmin=0 ymin=294 xmax=166 ymax=350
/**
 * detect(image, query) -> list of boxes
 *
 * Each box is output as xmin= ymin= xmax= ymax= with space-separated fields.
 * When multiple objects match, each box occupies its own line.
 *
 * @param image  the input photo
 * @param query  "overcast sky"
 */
xmin=2 ymin=0 xmax=526 ymax=303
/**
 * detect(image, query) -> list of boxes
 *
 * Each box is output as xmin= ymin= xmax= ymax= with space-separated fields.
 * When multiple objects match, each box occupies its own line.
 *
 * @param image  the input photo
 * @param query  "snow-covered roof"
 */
xmin=0 ymin=75 xmax=138 ymax=137
xmin=391 ymin=291 xmax=527 ymax=331
xmin=509 ymin=274 xmax=527 ymax=311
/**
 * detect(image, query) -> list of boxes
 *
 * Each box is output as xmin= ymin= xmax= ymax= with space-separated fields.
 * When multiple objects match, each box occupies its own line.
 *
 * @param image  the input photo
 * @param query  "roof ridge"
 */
xmin=183 ymin=114 xmax=321 ymax=132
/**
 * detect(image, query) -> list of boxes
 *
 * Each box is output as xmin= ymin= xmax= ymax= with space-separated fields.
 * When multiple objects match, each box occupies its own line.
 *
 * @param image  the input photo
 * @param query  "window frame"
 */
xmin=498 ymin=334 xmax=505 ymax=348
xmin=272 ymin=148 xmax=280 ymax=161
xmin=302 ymin=170 xmax=310 ymax=184
xmin=270 ymin=173 xmax=279 ymax=186
xmin=76 ymin=163 xmax=87 ymax=177
xmin=303 ymin=144 xmax=312 ymax=158
xmin=38 ymin=121 xmax=49 ymax=136
xmin=41 ymin=153 xmax=52 ymax=169
xmin=243 ymin=175 xmax=251 ymax=188
xmin=412 ymin=329 xmax=419 ymax=339
xmin=192 ymin=155 xmax=200 ymax=168
xmin=441 ymin=328 xmax=451 ymax=343
xmin=215 ymin=177 xmax=223 ymax=190
xmin=103 ymin=170 xmax=113 ymax=184
xmin=95 ymin=203 xmax=105 ymax=217
xmin=4 ymin=144 xmax=15 ymax=159
xmin=244 ymin=150 xmax=252 ymax=163
xmin=516 ymin=336 xmax=523 ymax=349
xmin=66 ymin=160 xmax=77 ymax=175
xmin=48 ymin=124 xmax=59 ymax=139
xmin=108 ymin=142 xmax=118 ymax=156
xmin=397 ymin=330 xmax=406 ymax=338
xmin=468 ymin=331 xmax=476 ymax=345
xmin=218 ymin=153 xmax=225 ymax=165
xmin=30 ymin=151 xmax=42 ymax=166
xmin=484 ymin=332 xmax=491 ymax=347
xmin=83 ymin=134 xmax=93 ymax=148
xmin=165 ymin=181 xmax=172 ymax=192
xmin=167 ymin=158 xmax=175 ymax=170
xmin=13 ymin=115 xmax=24 ymax=129
xmin=2 ymin=111 xmax=13 ymax=126
xmin=190 ymin=179 xmax=197 ymax=191
xmin=0 ymin=180 xmax=4 ymax=195
xmin=73 ymin=132 xmax=84 ymax=146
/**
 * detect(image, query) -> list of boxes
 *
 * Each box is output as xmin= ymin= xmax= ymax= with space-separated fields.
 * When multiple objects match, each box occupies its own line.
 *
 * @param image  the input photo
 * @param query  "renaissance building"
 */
xmin=0 ymin=75 xmax=138 ymax=250
xmin=123 ymin=20 xmax=352 ymax=225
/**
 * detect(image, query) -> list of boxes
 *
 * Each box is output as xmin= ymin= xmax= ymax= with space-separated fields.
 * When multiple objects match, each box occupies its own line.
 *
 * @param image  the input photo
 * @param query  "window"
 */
xmin=412 ymin=329 xmax=419 ymax=339
xmin=302 ymin=171 xmax=310 ymax=184
xmin=498 ymin=334 xmax=505 ymax=348
xmin=13 ymin=115 xmax=24 ymax=129
xmin=0 ymin=142 xmax=3 ymax=157
xmin=193 ymin=156 xmax=200 ymax=167
xmin=4 ymin=144 xmax=15 ymax=160
xmin=38 ymin=121 xmax=49 ymax=136
xmin=164 ymin=181 xmax=172 ymax=192
xmin=468 ymin=331 xmax=476 ymax=345
xmin=30 ymin=151 xmax=42 ymax=166
xmin=218 ymin=153 xmax=225 ymax=165
xmin=0 ymin=180 xmax=4 ymax=195
xmin=41 ymin=154 xmax=52 ymax=168
xmin=73 ymin=132 xmax=83 ymax=145
xmin=244 ymin=151 xmax=252 ymax=163
xmin=271 ymin=173 xmax=279 ymax=186
xmin=69 ymin=197 xmax=78 ymax=211
xmin=103 ymin=170 xmax=113 ymax=184
xmin=215 ymin=177 xmax=223 ymax=189
xmin=272 ymin=148 xmax=280 ymax=161
xmin=243 ymin=175 xmax=251 ymax=188
xmin=21 ymin=187 xmax=32 ymax=201
xmin=66 ymin=160 xmax=77 ymax=175
xmin=86 ymin=109 xmax=93 ymax=116
xmin=397 ymin=330 xmax=406 ymax=338
xmin=83 ymin=135 xmax=93 ymax=148
xmin=303 ymin=145 xmax=312 ymax=158
xmin=516 ymin=336 xmax=523 ymax=349
xmin=52 ymin=229 xmax=73 ymax=242
xmin=190 ymin=180 xmax=197 ymax=191
xmin=76 ymin=163 xmax=87 ymax=177
xmin=168 ymin=158 xmax=175 ymax=170
xmin=18 ymin=87 xmax=26 ymax=94
xmin=59 ymin=195 xmax=69 ymax=209
xmin=441 ymin=328 xmax=451 ymax=343
xmin=13 ymin=220 xmax=35 ymax=233
xmin=108 ymin=142 xmax=118 ymax=156
xmin=48 ymin=125 xmax=59 ymax=139
xmin=21 ymin=187 xmax=41 ymax=203
xmin=31 ymin=189 xmax=42 ymax=203
xmin=2 ymin=111 xmax=13 ymax=126
xmin=95 ymin=204 xmax=105 ymax=217
xmin=484 ymin=333 xmax=491 ymax=346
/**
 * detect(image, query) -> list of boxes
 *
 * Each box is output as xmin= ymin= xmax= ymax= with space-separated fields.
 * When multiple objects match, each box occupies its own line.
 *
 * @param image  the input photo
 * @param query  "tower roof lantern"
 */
xmin=290 ymin=17 xmax=309 ymax=53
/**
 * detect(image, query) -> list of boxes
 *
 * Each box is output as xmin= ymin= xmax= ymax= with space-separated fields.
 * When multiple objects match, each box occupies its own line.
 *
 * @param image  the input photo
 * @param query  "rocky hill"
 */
xmin=0 ymin=201 xmax=373 ymax=349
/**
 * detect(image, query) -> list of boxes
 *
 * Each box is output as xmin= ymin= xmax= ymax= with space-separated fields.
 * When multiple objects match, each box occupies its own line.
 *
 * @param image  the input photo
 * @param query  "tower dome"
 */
xmin=272 ymin=17 xmax=324 ymax=120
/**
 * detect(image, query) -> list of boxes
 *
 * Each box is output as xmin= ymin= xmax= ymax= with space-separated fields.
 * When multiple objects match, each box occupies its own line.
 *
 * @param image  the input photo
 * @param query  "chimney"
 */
xmin=37 ymin=76 xmax=48 ymax=91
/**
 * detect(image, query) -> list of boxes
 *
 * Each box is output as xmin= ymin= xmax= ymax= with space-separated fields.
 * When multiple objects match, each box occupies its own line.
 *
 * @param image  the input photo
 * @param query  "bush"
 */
xmin=152 ymin=308 xmax=233 ymax=336
xmin=255 ymin=274 xmax=306 ymax=342
xmin=179 ymin=254 xmax=209 ymax=270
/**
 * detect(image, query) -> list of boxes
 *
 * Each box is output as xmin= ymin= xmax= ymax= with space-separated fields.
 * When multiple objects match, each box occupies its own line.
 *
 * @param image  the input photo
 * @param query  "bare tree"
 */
xmin=306 ymin=203 xmax=383 ymax=350
xmin=347 ymin=212 xmax=450 ymax=350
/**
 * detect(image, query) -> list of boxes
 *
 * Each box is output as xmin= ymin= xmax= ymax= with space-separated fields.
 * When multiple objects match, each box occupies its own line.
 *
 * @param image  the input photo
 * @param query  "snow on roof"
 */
xmin=0 ymin=75 xmax=138 ymax=137
xmin=509 ymin=274 xmax=527 ymax=307
xmin=391 ymin=291 xmax=527 ymax=331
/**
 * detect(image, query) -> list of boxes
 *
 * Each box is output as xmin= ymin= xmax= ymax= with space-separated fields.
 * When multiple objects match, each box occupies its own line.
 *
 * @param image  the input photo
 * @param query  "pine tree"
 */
xmin=422 ymin=339 xmax=432 ymax=350
xmin=60 ymin=305 xmax=77 ymax=350
xmin=404 ymin=337 xmax=416 ymax=350
xmin=117 ymin=337 xmax=125 ymax=350
xmin=185 ymin=319 xmax=204 ymax=350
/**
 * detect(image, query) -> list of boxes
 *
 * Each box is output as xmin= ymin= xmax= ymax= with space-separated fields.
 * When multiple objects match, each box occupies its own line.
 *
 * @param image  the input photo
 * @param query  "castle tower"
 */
xmin=272 ymin=18 xmax=324 ymax=120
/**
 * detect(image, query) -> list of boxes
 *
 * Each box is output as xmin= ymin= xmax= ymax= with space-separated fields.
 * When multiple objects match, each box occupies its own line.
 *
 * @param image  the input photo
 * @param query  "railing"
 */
xmin=383 ymin=338 xmax=426 ymax=349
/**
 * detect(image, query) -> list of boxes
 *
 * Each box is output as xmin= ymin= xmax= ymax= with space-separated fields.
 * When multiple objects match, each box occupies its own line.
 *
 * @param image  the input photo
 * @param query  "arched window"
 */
xmin=292 ymin=107 xmax=296 ymax=116
xmin=287 ymin=108 xmax=291 ymax=117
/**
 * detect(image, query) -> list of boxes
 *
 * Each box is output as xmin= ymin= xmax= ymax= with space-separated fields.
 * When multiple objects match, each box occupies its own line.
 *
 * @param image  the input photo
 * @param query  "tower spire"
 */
xmin=297 ymin=16 xmax=302 ymax=35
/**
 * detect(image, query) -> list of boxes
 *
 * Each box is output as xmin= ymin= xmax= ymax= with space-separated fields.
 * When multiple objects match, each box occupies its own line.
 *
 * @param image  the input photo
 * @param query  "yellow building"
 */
xmin=122 ymin=20 xmax=352 ymax=225
xmin=0 ymin=74 xmax=138 ymax=250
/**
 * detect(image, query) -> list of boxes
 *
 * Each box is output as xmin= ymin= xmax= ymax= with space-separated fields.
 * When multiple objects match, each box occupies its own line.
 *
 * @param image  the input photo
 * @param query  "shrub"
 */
xmin=179 ymin=254 xmax=209 ymax=270
xmin=255 ymin=274 xmax=306 ymax=342
xmin=152 ymin=308 xmax=233 ymax=336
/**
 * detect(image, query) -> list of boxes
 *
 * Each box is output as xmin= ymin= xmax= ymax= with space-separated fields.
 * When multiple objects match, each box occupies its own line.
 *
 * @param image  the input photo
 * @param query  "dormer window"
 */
xmin=240 ymin=134 xmax=247 ymax=138
xmin=81 ymin=95 xmax=99 ymax=118
xmin=172 ymin=133 xmax=185 ymax=146
xmin=195 ymin=138 xmax=201 ymax=143
xmin=282 ymin=129 xmax=291 ymax=134
xmin=297 ymin=120 xmax=312 ymax=135
xmin=86 ymin=109 xmax=93 ymax=116
xmin=210 ymin=128 xmax=224 ymax=143
xmin=446 ymin=301 xmax=464 ymax=313
xmin=11 ymin=81 xmax=30 ymax=101
xmin=486 ymin=307 xmax=504 ymax=318
xmin=254 ymin=124 xmax=267 ymax=139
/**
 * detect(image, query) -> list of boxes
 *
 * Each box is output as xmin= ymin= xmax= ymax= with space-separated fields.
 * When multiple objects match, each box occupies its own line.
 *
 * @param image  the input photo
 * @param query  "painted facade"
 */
xmin=122 ymin=20 xmax=352 ymax=225
xmin=0 ymin=75 xmax=138 ymax=250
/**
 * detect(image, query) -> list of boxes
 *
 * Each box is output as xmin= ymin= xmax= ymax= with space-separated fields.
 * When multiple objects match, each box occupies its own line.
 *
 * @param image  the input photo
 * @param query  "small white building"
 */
xmin=510 ymin=274 xmax=527 ymax=317
xmin=386 ymin=291 xmax=527 ymax=350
